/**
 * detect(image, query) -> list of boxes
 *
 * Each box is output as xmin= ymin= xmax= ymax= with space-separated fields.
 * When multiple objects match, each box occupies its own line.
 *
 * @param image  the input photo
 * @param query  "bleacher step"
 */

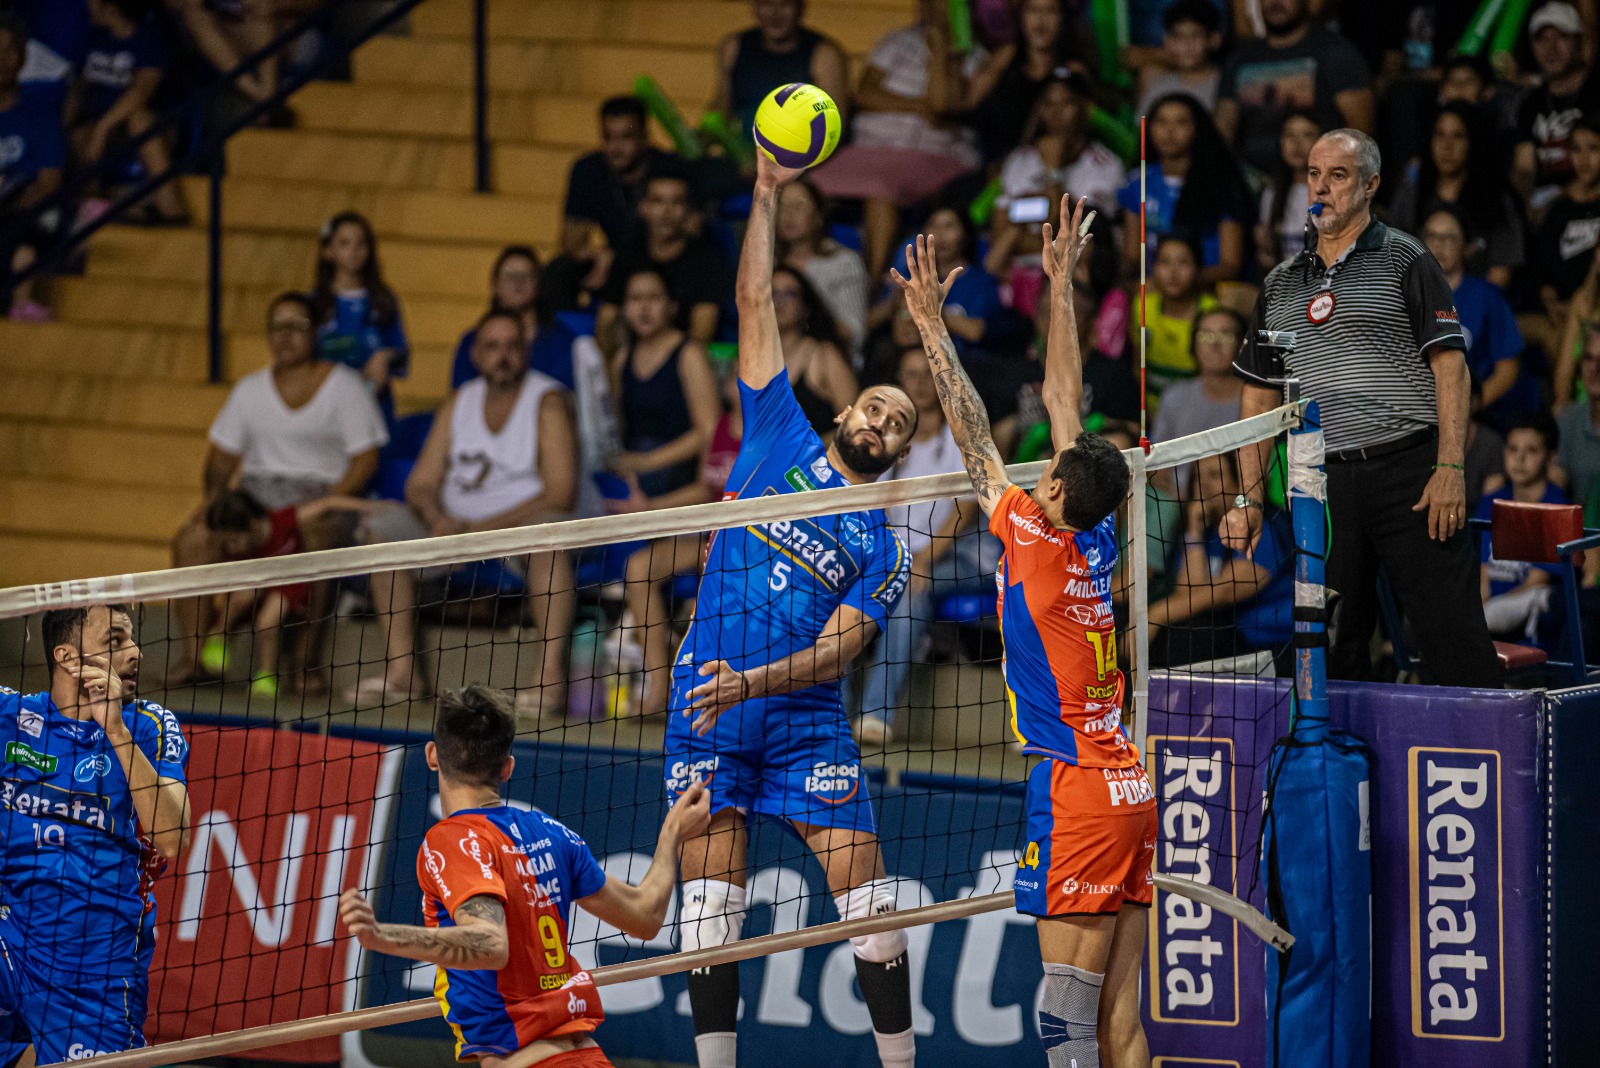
xmin=0 ymin=423 xmax=207 ymax=491
xmin=0 ymin=534 xmax=169 ymax=587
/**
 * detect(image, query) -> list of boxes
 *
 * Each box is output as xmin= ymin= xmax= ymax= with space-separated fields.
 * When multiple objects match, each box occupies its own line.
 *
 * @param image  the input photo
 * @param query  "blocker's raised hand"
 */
xmin=890 ymin=233 xmax=964 ymax=333
xmin=1041 ymin=194 xmax=1096 ymax=287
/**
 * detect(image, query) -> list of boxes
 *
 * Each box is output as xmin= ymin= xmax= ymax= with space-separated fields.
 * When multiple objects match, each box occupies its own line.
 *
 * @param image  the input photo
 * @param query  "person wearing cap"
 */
xmin=1221 ymin=128 xmax=1503 ymax=688
xmin=1513 ymin=1 xmax=1600 ymax=216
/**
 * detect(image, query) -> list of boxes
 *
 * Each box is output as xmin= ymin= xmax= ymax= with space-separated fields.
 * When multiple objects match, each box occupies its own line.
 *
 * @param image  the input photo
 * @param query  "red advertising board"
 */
xmin=146 ymin=727 xmax=401 ymax=1062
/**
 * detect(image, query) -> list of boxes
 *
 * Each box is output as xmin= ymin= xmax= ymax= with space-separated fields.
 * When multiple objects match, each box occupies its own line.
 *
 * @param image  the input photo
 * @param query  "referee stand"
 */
xmin=1262 ymin=381 xmax=1374 ymax=1068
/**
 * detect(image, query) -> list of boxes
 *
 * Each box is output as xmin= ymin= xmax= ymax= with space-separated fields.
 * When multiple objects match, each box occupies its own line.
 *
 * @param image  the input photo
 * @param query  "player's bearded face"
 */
xmin=833 ymin=415 xmax=899 ymax=476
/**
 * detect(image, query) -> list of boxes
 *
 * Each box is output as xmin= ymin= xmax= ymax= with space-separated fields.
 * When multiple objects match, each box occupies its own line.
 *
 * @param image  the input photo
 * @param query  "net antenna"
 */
xmin=1138 ymin=112 xmax=1150 ymax=454
xmin=0 ymin=413 xmax=1301 ymax=1068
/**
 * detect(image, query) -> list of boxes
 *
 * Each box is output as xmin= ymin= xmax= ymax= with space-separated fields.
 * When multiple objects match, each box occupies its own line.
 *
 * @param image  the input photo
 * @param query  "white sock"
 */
xmin=695 ymin=1030 xmax=737 ymax=1068
xmin=874 ymin=1025 xmax=915 ymax=1067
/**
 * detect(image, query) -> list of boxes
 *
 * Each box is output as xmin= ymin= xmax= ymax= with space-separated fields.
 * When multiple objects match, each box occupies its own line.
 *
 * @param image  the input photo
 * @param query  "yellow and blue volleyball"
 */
xmin=753 ymin=83 xmax=841 ymax=169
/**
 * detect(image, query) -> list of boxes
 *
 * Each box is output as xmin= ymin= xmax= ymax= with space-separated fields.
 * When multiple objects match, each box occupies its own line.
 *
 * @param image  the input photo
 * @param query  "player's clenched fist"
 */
xmin=667 ymin=780 xmax=712 ymax=840
xmin=339 ymin=889 xmax=385 ymax=951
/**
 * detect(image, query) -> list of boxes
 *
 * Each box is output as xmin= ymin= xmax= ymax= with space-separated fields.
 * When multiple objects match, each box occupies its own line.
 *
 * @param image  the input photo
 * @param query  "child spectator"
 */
xmin=1535 ymin=117 xmax=1600 ymax=387
xmin=776 ymin=179 xmax=868 ymax=365
xmin=1422 ymin=208 xmax=1537 ymax=429
xmin=1153 ymin=306 xmax=1245 ymax=495
xmin=1255 ymin=110 xmax=1320 ymax=272
xmin=72 ymin=0 xmax=186 ymax=226
xmin=1119 ymin=93 xmax=1250 ymax=287
xmin=595 ymin=171 xmax=729 ymax=357
xmin=1477 ymin=413 xmax=1568 ymax=639
xmin=312 ymin=211 xmax=409 ymax=419
xmin=201 ymin=488 xmax=380 ymax=698
xmin=1437 ymin=52 xmax=1495 ymax=108
xmin=712 ymin=0 xmax=849 ymax=140
xmin=608 ymin=269 xmax=720 ymax=503
xmin=770 ymin=265 xmax=858 ymax=433
xmin=1388 ymin=103 xmax=1524 ymax=290
xmin=1136 ymin=235 xmax=1217 ymax=409
xmin=965 ymin=0 xmax=1088 ymax=163
xmin=1135 ymin=0 xmax=1222 ymax=115
xmin=1214 ymin=0 xmax=1374 ymax=175
xmin=0 ymin=16 xmax=64 ymax=322
xmin=808 ymin=0 xmax=986 ymax=281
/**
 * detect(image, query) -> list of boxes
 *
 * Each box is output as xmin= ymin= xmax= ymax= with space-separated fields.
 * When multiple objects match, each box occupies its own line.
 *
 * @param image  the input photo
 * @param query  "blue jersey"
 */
xmin=0 ymin=690 xmax=188 ymax=972
xmin=679 ymin=373 xmax=910 ymax=717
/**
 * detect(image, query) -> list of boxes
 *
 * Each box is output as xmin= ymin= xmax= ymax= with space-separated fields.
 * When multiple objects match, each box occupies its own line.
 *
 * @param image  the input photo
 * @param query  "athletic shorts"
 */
xmin=1013 ymin=757 xmax=1156 ymax=918
xmin=662 ymin=665 xmax=875 ymax=834
xmin=0 ymin=917 xmax=148 ymax=1066
xmin=535 ymin=1047 xmax=615 ymax=1067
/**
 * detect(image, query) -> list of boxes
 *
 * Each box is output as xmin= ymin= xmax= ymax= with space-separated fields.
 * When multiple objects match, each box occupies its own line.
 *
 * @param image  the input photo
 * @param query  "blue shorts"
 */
xmin=663 ymin=666 xmax=876 ymax=834
xmin=0 ymin=916 xmax=149 ymax=1065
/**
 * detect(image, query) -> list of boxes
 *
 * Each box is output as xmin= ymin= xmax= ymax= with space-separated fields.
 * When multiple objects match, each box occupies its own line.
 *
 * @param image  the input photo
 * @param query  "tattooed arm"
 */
xmin=340 ymin=891 xmax=511 ymax=970
xmin=1040 ymin=194 xmax=1097 ymax=451
xmin=891 ymin=234 xmax=1011 ymax=518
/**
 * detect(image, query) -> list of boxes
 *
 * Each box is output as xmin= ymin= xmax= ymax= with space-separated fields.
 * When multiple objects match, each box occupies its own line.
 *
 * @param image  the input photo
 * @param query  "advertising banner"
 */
xmin=147 ymin=727 xmax=403 ymax=1062
xmin=1143 ymin=676 xmax=1546 ymax=1068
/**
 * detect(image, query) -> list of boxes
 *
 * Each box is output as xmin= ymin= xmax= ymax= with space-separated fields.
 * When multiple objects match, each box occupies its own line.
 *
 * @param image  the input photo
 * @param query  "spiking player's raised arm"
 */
xmin=891 ymin=236 xmax=1012 ymax=516
xmin=1039 ymin=195 xmax=1097 ymax=451
xmin=734 ymin=147 xmax=808 ymax=391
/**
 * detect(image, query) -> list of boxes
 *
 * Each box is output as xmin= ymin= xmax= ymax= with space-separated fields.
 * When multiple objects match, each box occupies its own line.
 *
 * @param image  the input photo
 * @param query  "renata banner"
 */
xmin=145 ymin=727 xmax=403 ymax=1062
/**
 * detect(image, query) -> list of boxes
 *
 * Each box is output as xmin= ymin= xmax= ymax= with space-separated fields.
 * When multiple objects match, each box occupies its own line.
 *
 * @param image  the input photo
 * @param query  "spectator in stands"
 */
xmin=1438 ymin=51 xmax=1495 ymax=108
xmin=1214 ymin=0 xmax=1375 ymax=174
xmin=1555 ymin=245 xmax=1600 ymax=407
xmin=11 ymin=0 xmax=91 ymax=107
xmin=1100 ymin=422 xmax=1183 ymax=604
xmin=1536 ymin=116 xmax=1600 ymax=388
xmin=770 ymin=265 xmax=858 ymax=433
xmin=1477 ymin=413 xmax=1567 ymax=639
xmin=548 ymin=96 xmax=677 ymax=309
xmin=985 ymin=71 xmax=1123 ymax=312
xmin=620 ymin=372 xmax=744 ymax=718
xmin=595 ymin=171 xmax=728 ymax=357
xmin=1422 ymin=208 xmax=1535 ymax=429
xmin=1153 ymin=306 xmax=1244 ymax=495
xmin=451 ymin=245 xmax=617 ymax=518
xmin=608 ymin=269 xmax=721 ymax=504
xmin=357 ymin=311 xmax=577 ymax=717
xmin=1388 ymin=103 xmax=1524 ymax=289
xmin=1512 ymin=2 xmax=1599 ymax=217
xmin=964 ymin=0 xmax=1087 ymax=163
xmin=1255 ymin=110 xmax=1320 ymax=273
xmin=1137 ymin=235 xmax=1217 ymax=407
xmin=856 ymin=344 xmax=996 ymax=746
xmin=1120 ymin=93 xmax=1251 ymax=286
xmin=809 ymin=0 xmax=986 ymax=281
xmin=1149 ymin=451 xmax=1294 ymax=671
xmin=312 ymin=211 xmax=409 ymax=418
xmin=0 ymin=15 xmax=63 ymax=322
xmin=200 ymin=488 xmax=380 ymax=698
xmin=165 ymin=0 xmax=280 ymax=103
xmin=712 ymin=0 xmax=849 ymax=140
xmin=71 ymin=0 xmax=187 ymax=226
xmin=1557 ymin=321 xmax=1600 ymax=507
xmin=168 ymin=292 xmax=388 ymax=688
xmin=777 ymin=178 xmax=868 ymax=365
xmin=1133 ymin=0 xmax=1222 ymax=115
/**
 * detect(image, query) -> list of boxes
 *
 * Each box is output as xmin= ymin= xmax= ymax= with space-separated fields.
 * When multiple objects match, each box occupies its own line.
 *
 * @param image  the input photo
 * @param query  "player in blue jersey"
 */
xmin=663 ymin=149 xmax=918 ymax=1068
xmin=0 ymin=604 xmax=191 ymax=1066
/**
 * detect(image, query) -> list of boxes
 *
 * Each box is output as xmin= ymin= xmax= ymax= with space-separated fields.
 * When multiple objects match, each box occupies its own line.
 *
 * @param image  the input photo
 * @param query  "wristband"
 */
xmin=1434 ymin=463 xmax=1464 ymax=471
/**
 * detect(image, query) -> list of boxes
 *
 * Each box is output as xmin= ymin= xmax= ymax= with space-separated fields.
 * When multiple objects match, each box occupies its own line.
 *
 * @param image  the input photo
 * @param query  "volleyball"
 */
xmin=752 ymin=82 xmax=841 ymax=169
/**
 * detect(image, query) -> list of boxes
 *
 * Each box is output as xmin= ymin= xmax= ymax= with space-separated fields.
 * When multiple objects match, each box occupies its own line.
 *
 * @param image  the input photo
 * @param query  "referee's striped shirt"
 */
xmin=1233 ymin=218 xmax=1466 ymax=453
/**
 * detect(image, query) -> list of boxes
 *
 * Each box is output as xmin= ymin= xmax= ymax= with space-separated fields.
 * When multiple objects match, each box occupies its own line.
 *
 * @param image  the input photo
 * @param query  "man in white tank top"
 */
xmin=354 ymin=312 xmax=580 ymax=719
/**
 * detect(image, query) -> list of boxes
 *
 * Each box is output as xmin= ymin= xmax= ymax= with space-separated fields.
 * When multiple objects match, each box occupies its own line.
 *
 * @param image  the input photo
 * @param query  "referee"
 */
xmin=1221 ymin=129 xmax=1502 ymax=688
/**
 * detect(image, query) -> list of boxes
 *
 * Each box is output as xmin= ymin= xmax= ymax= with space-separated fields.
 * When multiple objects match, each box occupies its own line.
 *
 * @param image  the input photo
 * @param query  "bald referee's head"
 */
xmin=1308 ymin=129 xmax=1381 ymax=236
xmin=1032 ymin=434 xmax=1130 ymax=533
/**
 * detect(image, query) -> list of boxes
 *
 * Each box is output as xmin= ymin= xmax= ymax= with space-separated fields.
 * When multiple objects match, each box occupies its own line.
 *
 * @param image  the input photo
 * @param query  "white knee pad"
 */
xmin=678 ymin=879 xmax=747 ymax=953
xmin=834 ymin=879 xmax=907 ymax=964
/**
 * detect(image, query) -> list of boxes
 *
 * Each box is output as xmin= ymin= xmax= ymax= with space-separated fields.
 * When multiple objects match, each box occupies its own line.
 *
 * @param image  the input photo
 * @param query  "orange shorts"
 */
xmin=534 ymin=1047 xmax=614 ymax=1068
xmin=1014 ymin=757 xmax=1156 ymax=917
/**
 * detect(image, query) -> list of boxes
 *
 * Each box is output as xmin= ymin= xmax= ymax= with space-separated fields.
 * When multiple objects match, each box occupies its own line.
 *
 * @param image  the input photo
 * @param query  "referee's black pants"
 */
xmin=1325 ymin=435 xmax=1503 ymax=688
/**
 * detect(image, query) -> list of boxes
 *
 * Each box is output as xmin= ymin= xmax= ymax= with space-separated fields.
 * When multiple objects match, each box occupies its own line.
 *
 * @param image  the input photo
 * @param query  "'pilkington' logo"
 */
xmin=1409 ymin=747 xmax=1503 ymax=1041
xmin=5 ymin=742 xmax=56 ymax=774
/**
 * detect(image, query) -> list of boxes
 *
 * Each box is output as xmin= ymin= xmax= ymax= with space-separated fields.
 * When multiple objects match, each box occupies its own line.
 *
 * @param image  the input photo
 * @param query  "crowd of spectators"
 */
xmin=26 ymin=0 xmax=1600 ymax=723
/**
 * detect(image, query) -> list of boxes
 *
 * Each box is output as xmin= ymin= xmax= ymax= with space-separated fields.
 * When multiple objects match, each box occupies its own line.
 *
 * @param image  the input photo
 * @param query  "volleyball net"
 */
xmin=0 ymin=403 xmax=1304 ymax=1067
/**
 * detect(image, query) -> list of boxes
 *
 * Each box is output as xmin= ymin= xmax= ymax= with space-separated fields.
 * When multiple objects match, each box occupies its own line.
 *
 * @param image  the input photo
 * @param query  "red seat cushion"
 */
xmin=1494 ymin=641 xmax=1548 ymax=670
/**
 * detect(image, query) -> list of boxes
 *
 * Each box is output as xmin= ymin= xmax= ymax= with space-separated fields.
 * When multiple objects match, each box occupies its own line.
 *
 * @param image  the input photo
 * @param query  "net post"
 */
xmin=1285 ymin=389 xmax=1329 ymax=719
xmin=1127 ymin=445 xmax=1150 ymax=758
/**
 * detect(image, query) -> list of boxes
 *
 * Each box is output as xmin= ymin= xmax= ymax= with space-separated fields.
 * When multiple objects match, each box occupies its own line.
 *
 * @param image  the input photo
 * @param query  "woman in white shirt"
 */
xmin=167 ymin=292 xmax=389 ymax=688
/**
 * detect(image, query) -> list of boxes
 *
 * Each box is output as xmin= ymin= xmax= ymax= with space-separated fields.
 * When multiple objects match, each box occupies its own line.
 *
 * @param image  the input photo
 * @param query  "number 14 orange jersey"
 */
xmin=990 ymin=485 xmax=1140 ymax=769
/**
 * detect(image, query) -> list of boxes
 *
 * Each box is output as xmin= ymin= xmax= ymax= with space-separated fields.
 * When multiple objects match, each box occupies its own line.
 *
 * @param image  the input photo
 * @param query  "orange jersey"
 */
xmin=990 ymin=484 xmax=1139 ymax=768
xmin=416 ymin=807 xmax=608 ymax=1060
